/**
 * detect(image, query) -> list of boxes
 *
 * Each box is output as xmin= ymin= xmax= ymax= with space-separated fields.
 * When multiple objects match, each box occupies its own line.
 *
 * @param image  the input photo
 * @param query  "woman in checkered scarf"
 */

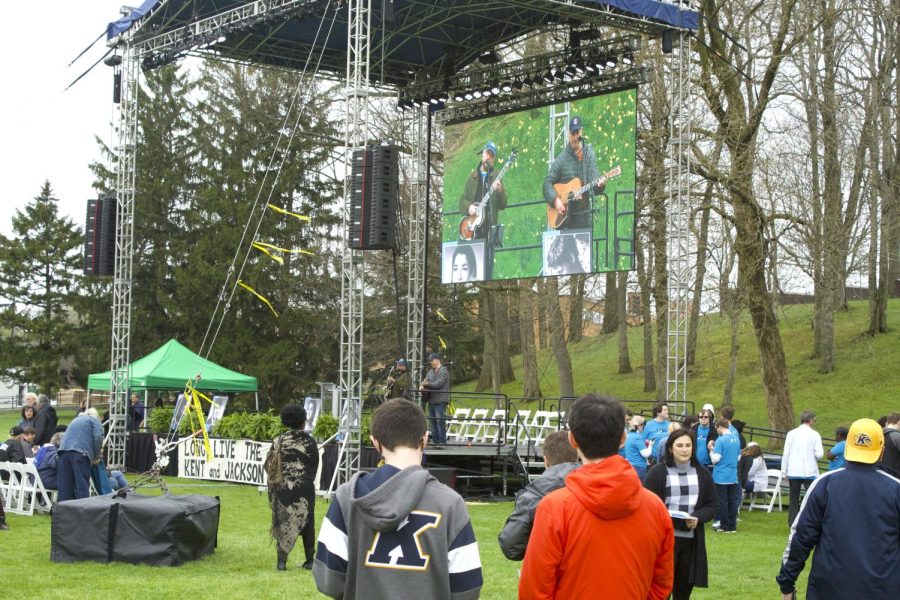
xmin=643 ymin=429 xmax=719 ymax=599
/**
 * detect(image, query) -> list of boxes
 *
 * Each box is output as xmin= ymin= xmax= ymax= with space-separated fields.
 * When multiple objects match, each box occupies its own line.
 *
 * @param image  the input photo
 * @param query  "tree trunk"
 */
xmin=567 ymin=275 xmax=585 ymax=343
xmin=518 ymin=282 xmax=542 ymax=398
xmin=723 ymin=291 xmax=741 ymax=405
xmin=495 ymin=289 xmax=515 ymax=383
xmin=733 ymin=179 xmax=795 ymax=434
xmin=601 ymin=272 xmax=619 ymax=334
xmin=545 ymin=277 xmax=574 ymax=397
xmin=617 ymin=271 xmax=632 ymax=374
xmin=536 ymin=279 xmax=549 ymax=349
xmin=687 ymin=198 xmax=711 ymax=366
xmin=475 ymin=291 xmax=495 ymax=392
xmin=635 ymin=232 xmax=656 ymax=392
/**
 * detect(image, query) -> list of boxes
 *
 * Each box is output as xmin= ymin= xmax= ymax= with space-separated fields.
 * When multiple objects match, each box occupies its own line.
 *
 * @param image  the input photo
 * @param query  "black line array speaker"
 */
xmin=84 ymin=193 xmax=117 ymax=276
xmin=349 ymin=142 xmax=399 ymax=250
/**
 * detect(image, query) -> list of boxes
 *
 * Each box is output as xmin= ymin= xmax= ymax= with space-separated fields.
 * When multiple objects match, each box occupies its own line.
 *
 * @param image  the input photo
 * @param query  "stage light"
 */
xmin=605 ymin=56 xmax=618 ymax=68
xmin=622 ymin=53 xmax=634 ymax=65
xmin=473 ymin=90 xmax=483 ymax=99
xmin=464 ymin=91 xmax=474 ymax=100
xmin=453 ymin=92 xmax=465 ymax=102
xmin=490 ymin=80 xmax=501 ymax=95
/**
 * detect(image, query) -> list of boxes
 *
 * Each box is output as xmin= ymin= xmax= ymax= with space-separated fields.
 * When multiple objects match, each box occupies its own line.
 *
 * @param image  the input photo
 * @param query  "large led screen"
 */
xmin=441 ymin=88 xmax=636 ymax=283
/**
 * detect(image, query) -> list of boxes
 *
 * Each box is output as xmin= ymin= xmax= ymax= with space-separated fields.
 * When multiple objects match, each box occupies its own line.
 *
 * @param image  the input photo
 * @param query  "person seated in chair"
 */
xmin=35 ymin=432 xmax=63 ymax=491
xmin=2 ymin=426 xmax=27 ymax=464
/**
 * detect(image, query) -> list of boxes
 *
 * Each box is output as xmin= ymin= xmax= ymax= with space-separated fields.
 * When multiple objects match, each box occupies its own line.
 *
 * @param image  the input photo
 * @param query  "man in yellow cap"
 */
xmin=776 ymin=418 xmax=900 ymax=599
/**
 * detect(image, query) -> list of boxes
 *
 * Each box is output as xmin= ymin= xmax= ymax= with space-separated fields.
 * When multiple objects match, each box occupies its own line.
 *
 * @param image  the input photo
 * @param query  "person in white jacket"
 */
xmin=780 ymin=410 xmax=824 ymax=526
xmin=741 ymin=442 xmax=769 ymax=494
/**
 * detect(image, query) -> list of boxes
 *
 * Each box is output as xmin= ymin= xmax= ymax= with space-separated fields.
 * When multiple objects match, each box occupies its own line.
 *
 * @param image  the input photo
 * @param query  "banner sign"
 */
xmin=178 ymin=437 xmax=272 ymax=486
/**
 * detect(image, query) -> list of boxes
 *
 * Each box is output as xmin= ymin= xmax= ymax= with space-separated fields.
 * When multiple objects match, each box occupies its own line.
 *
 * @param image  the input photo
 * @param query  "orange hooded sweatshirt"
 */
xmin=519 ymin=455 xmax=674 ymax=600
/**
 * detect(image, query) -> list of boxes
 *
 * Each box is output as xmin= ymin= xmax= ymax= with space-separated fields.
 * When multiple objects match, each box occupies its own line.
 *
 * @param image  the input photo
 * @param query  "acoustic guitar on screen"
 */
xmin=547 ymin=165 xmax=622 ymax=230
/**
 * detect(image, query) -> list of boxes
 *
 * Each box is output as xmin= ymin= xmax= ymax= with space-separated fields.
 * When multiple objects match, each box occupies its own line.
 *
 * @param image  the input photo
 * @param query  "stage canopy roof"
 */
xmin=110 ymin=0 xmax=698 ymax=87
xmin=87 ymin=339 xmax=258 ymax=392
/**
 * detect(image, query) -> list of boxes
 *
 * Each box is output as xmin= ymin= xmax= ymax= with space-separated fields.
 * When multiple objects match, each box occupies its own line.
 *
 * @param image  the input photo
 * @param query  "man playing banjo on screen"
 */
xmin=458 ymin=140 xmax=509 ymax=241
xmin=543 ymin=115 xmax=620 ymax=230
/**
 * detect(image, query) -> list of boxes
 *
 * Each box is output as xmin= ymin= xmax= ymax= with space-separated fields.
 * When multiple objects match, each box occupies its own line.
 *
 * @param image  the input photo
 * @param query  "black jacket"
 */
xmin=1 ymin=437 xmax=26 ymax=463
xmin=643 ymin=461 xmax=718 ymax=588
xmin=881 ymin=428 xmax=900 ymax=477
xmin=34 ymin=406 xmax=58 ymax=446
xmin=497 ymin=462 xmax=580 ymax=560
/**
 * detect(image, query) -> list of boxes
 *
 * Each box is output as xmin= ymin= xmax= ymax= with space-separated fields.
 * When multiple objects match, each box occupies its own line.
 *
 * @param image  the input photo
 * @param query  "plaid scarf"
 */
xmin=665 ymin=464 xmax=700 ymax=538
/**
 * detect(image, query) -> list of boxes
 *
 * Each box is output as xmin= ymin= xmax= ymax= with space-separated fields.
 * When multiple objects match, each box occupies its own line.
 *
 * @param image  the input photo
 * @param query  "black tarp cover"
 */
xmin=51 ymin=493 xmax=220 ymax=566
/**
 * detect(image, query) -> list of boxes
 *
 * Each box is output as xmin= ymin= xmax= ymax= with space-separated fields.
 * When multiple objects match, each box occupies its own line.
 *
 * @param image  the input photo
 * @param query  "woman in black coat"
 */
xmin=643 ymin=428 xmax=718 ymax=600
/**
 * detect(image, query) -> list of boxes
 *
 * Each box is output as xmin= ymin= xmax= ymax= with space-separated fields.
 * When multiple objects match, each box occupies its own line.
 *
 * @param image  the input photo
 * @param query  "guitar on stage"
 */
xmin=547 ymin=165 xmax=621 ymax=230
xmin=459 ymin=149 xmax=518 ymax=240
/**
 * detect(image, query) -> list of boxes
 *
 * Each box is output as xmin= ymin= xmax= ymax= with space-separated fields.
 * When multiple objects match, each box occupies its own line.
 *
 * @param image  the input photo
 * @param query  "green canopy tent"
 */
xmin=87 ymin=339 xmax=258 ymax=406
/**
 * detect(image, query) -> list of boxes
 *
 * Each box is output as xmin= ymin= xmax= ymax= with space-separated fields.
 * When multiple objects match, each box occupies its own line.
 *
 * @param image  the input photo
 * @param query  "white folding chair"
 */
xmin=0 ymin=461 xmax=15 ymax=508
xmin=462 ymin=408 xmax=489 ymax=442
xmin=529 ymin=411 xmax=558 ymax=447
xmin=18 ymin=462 xmax=53 ymax=515
xmin=748 ymin=469 xmax=784 ymax=513
xmin=4 ymin=462 xmax=26 ymax=514
xmin=506 ymin=411 xmax=531 ymax=444
xmin=446 ymin=408 xmax=470 ymax=442
xmin=482 ymin=409 xmax=506 ymax=444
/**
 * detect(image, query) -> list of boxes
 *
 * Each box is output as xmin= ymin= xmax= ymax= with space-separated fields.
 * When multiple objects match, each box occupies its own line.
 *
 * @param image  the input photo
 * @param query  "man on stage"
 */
xmin=419 ymin=353 xmax=450 ymax=446
xmin=385 ymin=358 xmax=412 ymax=400
xmin=543 ymin=115 xmax=609 ymax=230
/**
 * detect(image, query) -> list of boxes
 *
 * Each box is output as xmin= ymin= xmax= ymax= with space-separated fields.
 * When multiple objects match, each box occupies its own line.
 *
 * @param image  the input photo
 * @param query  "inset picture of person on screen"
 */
xmin=543 ymin=232 xmax=590 ymax=276
xmin=442 ymin=242 xmax=485 ymax=283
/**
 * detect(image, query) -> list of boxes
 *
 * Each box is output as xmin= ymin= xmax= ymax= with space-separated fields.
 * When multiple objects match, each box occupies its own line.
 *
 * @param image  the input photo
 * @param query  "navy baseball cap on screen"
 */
xmin=569 ymin=116 xmax=583 ymax=133
xmin=481 ymin=141 xmax=499 ymax=156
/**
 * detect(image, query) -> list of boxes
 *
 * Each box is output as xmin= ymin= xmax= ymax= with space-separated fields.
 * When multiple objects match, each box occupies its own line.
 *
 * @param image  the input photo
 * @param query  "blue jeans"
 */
xmin=58 ymin=451 xmax=92 ymax=502
xmin=715 ymin=483 xmax=741 ymax=531
xmin=428 ymin=403 xmax=448 ymax=444
xmin=109 ymin=470 xmax=128 ymax=491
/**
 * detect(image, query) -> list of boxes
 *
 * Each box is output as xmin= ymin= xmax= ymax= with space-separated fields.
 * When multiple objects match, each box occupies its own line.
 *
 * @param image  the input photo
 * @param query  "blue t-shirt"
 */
xmin=828 ymin=440 xmax=846 ymax=470
xmin=712 ymin=431 xmax=740 ymax=484
xmin=696 ymin=424 xmax=712 ymax=466
xmin=643 ymin=419 xmax=670 ymax=446
xmin=654 ymin=435 xmax=668 ymax=462
xmin=624 ymin=431 xmax=647 ymax=470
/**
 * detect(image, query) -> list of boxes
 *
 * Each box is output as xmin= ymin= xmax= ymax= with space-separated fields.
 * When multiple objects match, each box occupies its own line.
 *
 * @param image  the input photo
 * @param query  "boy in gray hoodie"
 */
xmin=314 ymin=398 xmax=482 ymax=600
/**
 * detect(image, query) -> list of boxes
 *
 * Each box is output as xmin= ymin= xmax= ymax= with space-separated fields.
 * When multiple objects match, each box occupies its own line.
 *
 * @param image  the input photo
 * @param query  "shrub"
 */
xmin=312 ymin=413 xmax=339 ymax=442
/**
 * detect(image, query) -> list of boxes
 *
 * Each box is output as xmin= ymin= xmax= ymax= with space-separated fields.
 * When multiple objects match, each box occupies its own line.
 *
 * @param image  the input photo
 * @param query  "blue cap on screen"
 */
xmin=396 ymin=358 xmax=407 ymax=366
xmin=428 ymin=352 xmax=442 ymax=361
xmin=569 ymin=115 xmax=583 ymax=133
xmin=481 ymin=140 xmax=499 ymax=156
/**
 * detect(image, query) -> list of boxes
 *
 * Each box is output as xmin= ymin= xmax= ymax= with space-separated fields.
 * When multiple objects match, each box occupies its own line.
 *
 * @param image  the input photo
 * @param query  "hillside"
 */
xmin=454 ymin=299 xmax=900 ymax=437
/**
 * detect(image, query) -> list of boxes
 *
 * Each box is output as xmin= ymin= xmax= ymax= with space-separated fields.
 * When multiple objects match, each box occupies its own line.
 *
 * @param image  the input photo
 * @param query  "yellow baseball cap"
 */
xmin=844 ymin=418 xmax=884 ymax=464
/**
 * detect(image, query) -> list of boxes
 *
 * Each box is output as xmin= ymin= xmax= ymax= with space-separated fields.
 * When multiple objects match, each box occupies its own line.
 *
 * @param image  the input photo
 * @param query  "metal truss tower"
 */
xmin=665 ymin=30 xmax=694 ymax=416
xmin=109 ymin=42 xmax=140 ymax=469
xmin=405 ymin=106 xmax=428 ymax=380
xmin=335 ymin=0 xmax=372 ymax=491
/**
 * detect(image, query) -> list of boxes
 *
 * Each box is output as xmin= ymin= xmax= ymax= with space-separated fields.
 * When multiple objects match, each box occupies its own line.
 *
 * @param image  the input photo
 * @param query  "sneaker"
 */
xmin=711 ymin=521 xmax=721 ymax=530
xmin=0 ymin=521 xmax=9 ymax=531
xmin=301 ymin=560 xmax=313 ymax=570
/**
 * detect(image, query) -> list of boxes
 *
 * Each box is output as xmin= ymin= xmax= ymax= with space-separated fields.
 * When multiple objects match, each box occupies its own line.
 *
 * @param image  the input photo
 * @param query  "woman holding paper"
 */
xmin=643 ymin=429 xmax=718 ymax=600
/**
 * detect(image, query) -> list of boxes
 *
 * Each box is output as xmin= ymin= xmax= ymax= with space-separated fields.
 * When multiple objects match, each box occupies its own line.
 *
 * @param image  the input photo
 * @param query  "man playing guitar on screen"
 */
xmin=543 ymin=115 xmax=619 ymax=230
xmin=458 ymin=140 xmax=508 ymax=240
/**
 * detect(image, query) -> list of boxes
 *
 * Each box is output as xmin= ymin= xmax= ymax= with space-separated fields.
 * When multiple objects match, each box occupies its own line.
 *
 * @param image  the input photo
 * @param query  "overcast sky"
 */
xmin=0 ymin=1 xmax=126 ymax=235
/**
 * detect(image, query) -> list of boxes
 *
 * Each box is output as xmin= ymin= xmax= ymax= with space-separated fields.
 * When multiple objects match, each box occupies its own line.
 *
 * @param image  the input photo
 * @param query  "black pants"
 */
xmin=788 ymin=478 xmax=813 ymax=526
xmin=672 ymin=536 xmax=696 ymax=599
xmin=301 ymin=502 xmax=316 ymax=560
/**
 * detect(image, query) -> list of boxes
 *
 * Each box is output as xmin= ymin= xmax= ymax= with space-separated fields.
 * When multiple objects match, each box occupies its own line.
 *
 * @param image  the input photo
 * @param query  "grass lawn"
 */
xmin=1 ymin=478 xmax=803 ymax=599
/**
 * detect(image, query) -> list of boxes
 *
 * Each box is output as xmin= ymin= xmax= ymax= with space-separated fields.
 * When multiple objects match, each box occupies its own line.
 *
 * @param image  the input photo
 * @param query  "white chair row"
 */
xmin=445 ymin=408 xmax=565 ymax=447
xmin=0 ymin=461 xmax=54 ymax=516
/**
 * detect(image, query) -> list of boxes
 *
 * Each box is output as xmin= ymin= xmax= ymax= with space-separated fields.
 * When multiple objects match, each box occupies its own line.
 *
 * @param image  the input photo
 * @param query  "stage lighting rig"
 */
xmin=397 ymin=35 xmax=644 ymax=116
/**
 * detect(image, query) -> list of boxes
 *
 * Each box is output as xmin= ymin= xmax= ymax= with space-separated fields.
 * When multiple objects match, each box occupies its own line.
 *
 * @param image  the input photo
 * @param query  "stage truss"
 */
xmin=106 ymin=0 xmax=697 ymax=481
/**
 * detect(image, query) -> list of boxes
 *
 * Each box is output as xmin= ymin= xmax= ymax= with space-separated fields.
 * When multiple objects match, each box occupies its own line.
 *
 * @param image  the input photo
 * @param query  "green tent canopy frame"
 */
xmin=87 ymin=339 xmax=258 ymax=393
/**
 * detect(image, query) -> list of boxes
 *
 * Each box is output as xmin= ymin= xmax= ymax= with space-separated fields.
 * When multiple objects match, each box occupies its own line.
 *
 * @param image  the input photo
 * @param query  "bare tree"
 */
xmin=694 ymin=0 xmax=801 ymax=431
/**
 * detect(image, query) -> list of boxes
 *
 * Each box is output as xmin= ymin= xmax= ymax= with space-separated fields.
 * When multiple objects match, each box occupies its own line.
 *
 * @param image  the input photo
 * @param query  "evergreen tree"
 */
xmin=0 ymin=182 xmax=84 ymax=392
